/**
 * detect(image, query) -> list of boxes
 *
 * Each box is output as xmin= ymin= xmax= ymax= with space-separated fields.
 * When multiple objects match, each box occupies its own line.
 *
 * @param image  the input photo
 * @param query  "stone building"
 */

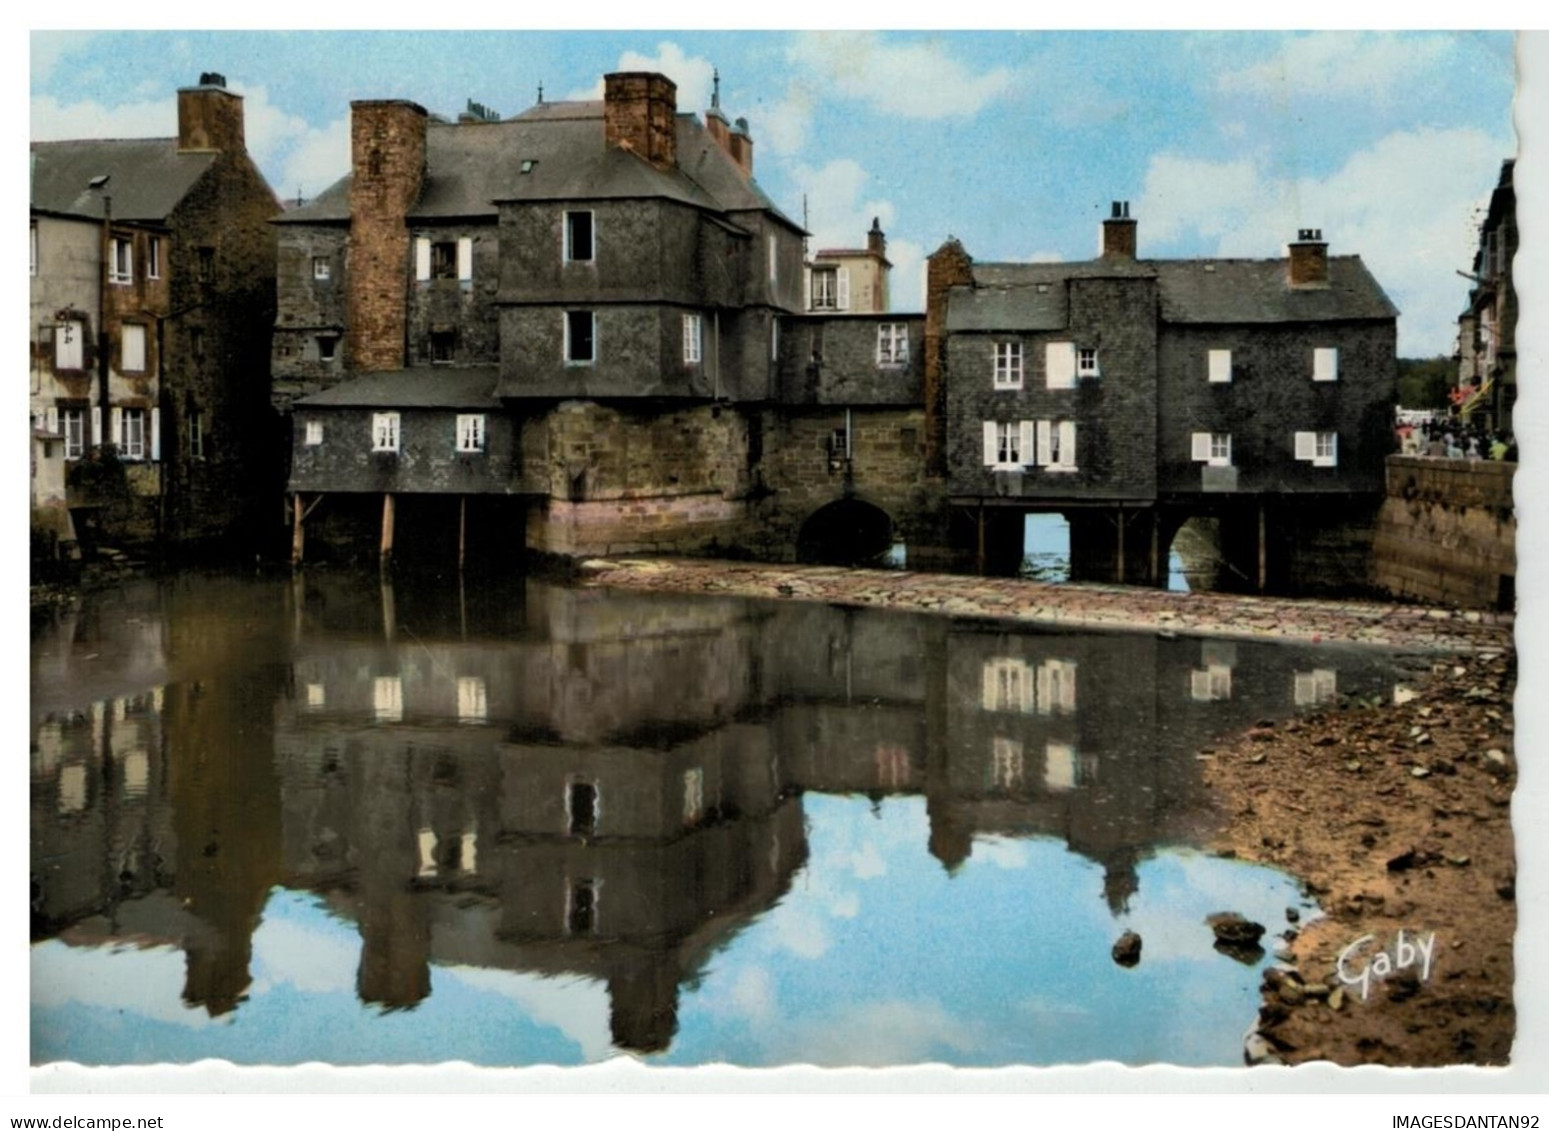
xmin=1455 ymin=159 xmax=1516 ymax=434
xmin=929 ymin=203 xmax=1399 ymax=591
xmin=804 ymin=216 xmax=891 ymax=314
xmin=29 ymin=74 xmax=280 ymax=556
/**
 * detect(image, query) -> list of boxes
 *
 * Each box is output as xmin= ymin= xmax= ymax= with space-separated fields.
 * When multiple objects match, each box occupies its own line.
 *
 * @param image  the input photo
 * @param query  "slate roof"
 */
xmin=30 ymin=139 xmax=215 ymax=223
xmin=277 ymin=101 xmax=798 ymax=230
xmin=295 ymin=367 xmax=502 ymax=410
xmin=948 ymin=256 xmax=1397 ymax=332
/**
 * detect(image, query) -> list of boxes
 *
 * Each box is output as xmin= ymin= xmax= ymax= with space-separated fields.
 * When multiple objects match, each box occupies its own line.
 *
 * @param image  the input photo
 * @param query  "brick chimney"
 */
xmin=346 ymin=100 xmax=428 ymax=372
xmin=604 ymin=72 xmax=678 ymax=171
xmin=925 ymin=238 xmax=975 ymax=478
xmin=867 ymin=217 xmax=887 ymax=260
xmin=177 ymin=73 xmax=245 ymax=153
xmin=727 ymin=116 xmax=754 ymax=177
xmin=1101 ymin=201 xmax=1137 ymax=259
xmin=1288 ymin=228 xmax=1329 ymax=287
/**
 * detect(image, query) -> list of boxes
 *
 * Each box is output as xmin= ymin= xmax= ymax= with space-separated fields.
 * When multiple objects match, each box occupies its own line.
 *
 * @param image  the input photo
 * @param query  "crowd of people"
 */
xmin=1396 ymin=419 xmax=1516 ymax=461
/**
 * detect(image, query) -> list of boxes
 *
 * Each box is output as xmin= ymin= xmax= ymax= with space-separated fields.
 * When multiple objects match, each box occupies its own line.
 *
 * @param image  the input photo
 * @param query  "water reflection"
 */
xmin=31 ymin=570 xmax=1407 ymax=1067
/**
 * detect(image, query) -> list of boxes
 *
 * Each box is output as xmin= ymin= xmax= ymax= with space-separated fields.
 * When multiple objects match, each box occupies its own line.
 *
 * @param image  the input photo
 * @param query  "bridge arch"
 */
xmin=796 ymin=498 xmax=895 ymax=566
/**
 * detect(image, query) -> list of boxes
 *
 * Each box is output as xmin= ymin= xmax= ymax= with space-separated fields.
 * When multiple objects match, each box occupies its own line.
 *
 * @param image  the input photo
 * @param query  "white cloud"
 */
xmin=277 ymin=116 xmax=351 ymax=203
xmin=251 ymin=913 xmax=357 ymax=994
xmin=1136 ymin=127 xmax=1510 ymax=355
xmin=1217 ymin=32 xmax=1456 ymax=102
xmin=972 ymin=836 xmax=1031 ymax=870
xmin=30 ymin=32 xmax=97 ymax=85
xmin=782 ymin=999 xmax=986 ymax=1066
xmin=754 ymin=95 xmax=813 ymax=159
xmin=772 ymin=907 xmax=831 ymax=959
xmin=32 ymin=94 xmax=173 ymax=141
xmin=787 ymin=32 xmax=1013 ymax=120
xmin=568 ymin=42 xmax=716 ymax=112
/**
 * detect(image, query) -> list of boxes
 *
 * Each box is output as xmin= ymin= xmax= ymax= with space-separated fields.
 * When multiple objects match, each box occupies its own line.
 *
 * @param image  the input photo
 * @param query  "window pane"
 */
xmin=567 ymin=212 xmax=594 ymax=262
xmin=567 ymin=311 xmax=595 ymax=362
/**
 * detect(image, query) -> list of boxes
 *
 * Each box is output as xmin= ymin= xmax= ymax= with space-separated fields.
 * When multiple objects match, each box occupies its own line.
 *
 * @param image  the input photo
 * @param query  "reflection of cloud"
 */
xmin=781 ymin=1000 xmax=986 ymax=1066
xmin=971 ymin=836 xmax=1030 ymax=870
xmin=442 ymin=968 xmax=613 ymax=1061
xmin=251 ymin=912 xmax=358 ymax=994
xmin=828 ymin=892 xmax=860 ymax=919
xmin=772 ymin=908 xmax=831 ymax=959
xmin=849 ymin=842 xmax=887 ymax=880
xmin=32 ymin=941 xmax=219 ymax=1030
xmin=725 ymin=966 xmax=775 ymax=1023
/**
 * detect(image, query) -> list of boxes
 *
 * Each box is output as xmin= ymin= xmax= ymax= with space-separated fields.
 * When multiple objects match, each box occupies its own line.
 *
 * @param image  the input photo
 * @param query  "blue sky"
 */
xmin=30 ymin=30 xmax=1516 ymax=356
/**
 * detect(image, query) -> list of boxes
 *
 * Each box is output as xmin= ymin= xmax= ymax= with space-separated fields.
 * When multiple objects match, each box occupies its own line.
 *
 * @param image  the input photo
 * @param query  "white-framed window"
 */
xmin=414 ymin=237 xmax=473 ymax=281
xmin=981 ymin=657 xmax=1035 ymax=713
xmin=810 ymin=267 xmax=838 ymax=310
xmin=372 ymin=412 xmax=400 ymax=453
xmin=121 ymin=324 xmax=146 ymax=373
xmin=876 ymin=323 xmax=909 ymax=366
xmin=55 ymin=320 xmax=84 ymax=369
xmin=1044 ymin=741 xmax=1077 ymax=792
xmin=1294 ymin=669 xmax=1338 ymax=707
xmin=62 ymin=408 xmax=85 ymax=460
xmin=1045 ymin=341 xmax=1076 ymax=389
xmin=565 ymin=211 xmax=594 ymax=263
xmin=1034 ymin=419 xmax=1078 ymax=470
xmin=188 ymin=409 xmax=204 ymax=460
xmin=304 ymin=419 xmax=324 ymax=446
xmin=1191 ymin=431 xmax=1232 ymax=467
xmin=456 ymin=676 xmax=487 ymax=723
xmin=147 ymin=237 xmax=161 ymax=280
xmin=1208 ymin=348 xmax=1232 ymax=383
xmin=118 ymin=408 xmax=146 ymax=460
xmin=305 ymin=683 xmax=325 ymax=708
xmin=981 ymin=420 xmax=1023 ymax=467
xmin=1191 ymin=665 xmax=1233 ymax=701
xmin=991 ymin=736 xmax=1025 ymax=791
xmin=316 ymin=335 xmax=338 ymax=363
xmin=373 ymin=675 xmax=403 ymax=723
xmin=1076 ymin=347 xmax=1100 ymax=379
xmin=312 ymin=257 xmax=330 ymax=280
xmin=565 ymin=310 xmax=595 ymax=364
xmin=683 ymin=313 xmax=702 ymax=364
xmin=110 ymin=235 xmax=133 ymax=284
xmin=1036 ymin=659 xmax=1078 ymax=715
xmin=1294 ymin=430 xmax=1338 ymax=468
xmin=456 ymin=414 xmax=485 ymax=453
xmin=994 ymin=341 xmax=1023 ymax=389
xmin=1313 ymin=347 xmax=1339 ymax=382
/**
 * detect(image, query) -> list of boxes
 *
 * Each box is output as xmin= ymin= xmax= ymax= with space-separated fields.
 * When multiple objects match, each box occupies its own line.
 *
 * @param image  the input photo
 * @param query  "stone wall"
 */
xmin=1371 ymin=456 xmax=1516 ymax=609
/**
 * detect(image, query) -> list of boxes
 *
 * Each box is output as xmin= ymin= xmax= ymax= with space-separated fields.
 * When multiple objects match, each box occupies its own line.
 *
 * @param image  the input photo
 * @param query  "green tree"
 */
xmin=1396 ymin=356 xmax=1454 ymax=409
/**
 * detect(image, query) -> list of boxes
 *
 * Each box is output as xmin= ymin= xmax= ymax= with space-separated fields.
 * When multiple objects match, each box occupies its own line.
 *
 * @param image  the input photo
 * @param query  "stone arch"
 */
xmin=796 ymin=497 xmax=894 ymax=566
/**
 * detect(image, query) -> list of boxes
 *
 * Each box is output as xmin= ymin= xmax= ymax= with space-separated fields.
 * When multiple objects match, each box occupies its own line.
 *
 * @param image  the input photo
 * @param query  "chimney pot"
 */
xmin=1101 ymin=201 xmax=1138 ymax=259
xmin=1288 ymin=229 xmax=1330 ymax=287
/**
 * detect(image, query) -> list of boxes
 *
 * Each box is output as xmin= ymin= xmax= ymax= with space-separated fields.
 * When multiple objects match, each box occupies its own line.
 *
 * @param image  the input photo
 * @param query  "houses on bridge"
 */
xmin=32 ymin=66 xmax=1417 ymax=593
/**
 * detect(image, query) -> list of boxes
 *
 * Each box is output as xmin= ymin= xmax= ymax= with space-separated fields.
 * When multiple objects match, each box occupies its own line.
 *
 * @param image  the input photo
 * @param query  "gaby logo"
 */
xmin=1336 ymin=930 xmax=1437 ymax=1001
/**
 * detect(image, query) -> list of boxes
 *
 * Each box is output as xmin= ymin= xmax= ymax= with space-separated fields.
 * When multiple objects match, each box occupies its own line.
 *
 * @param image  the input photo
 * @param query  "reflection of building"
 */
xmin=29 ymin=74 xmax=280 ymax=553
xmin=33 ymin=575 xmax=1404 ymax=1057
xmin=1456 ymin=160 xmax=1516 ymax=434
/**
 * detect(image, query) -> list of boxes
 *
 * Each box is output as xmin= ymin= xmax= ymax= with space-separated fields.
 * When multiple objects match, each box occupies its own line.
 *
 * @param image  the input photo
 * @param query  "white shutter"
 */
xmin=1313 ymin=347 xmax=1339 ymax=382
xmin=1059 ymin=422 xmax=1076 ymax=467
xmin=1192 ymin=432 xmax=1213 ymax=461
xmin=1019 ymin=421 xmax=1037 ymax=467
xmin=1294 ymin=431 xmax=1317 ymax=461
xmin=150 ymin=409 xmax=161 ymax=462
xmin=836 ymin=267 xmax=851 ymax=311
xmin=1035 ymin=420 xmax=1053 ymax=466
xmin=415 ymin=238 xmax=431 ymax=281
xmin=1208 ymin=349 xmax=1232 ymax=383
xmin=982 ymin=421 xmax=999 ymax=466
xmin=981 ymin=664 xmax=997 ymax=711
xmin=45 ymin=406 xmax=58 ymax=435
xmin=457 ymin=237 xmax=473 ymax=281
xmin=122 ymin=325 xmax=145 ymax=372
xmin=91 ymin=407 xmax=101 ymax=446
xmin=110 ymin=407 xmax=122 ymax=449
xmin=803 ymin=267 xmax=812 ymax=311
xmin=1035 ymin=664 xmax=1052 ymax=715
xmin=1019 ymin=667 xmax=1035 ymax=713
xmin=1191 ymin=671 xmax=1213 ymax=701
xmin=1046 ymin=342 xmax=1076 ymax=389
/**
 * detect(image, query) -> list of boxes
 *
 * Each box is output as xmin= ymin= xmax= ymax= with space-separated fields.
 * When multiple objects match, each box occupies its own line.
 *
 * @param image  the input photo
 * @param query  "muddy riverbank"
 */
xmin=581 ymin=557 xmax=1518 ymax=1067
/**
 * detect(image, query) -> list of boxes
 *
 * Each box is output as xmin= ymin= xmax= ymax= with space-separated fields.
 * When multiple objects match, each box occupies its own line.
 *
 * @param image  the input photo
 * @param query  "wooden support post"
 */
xmin=976 ymin=502 xmax=986 ymax=575
xmin=380 ymin=492 xmax=395 ymax=564
xmin=1116 ymin=504 xmax=1125 ymax=584
xmin=380 ymin=573 xmax=396 ymax=643
xmin=458 ymin=495 xmax=467 ymax=572
xmin=1150 ymin=511 xmax=1161 ymax=587
xmin=291 ymin=494 xmax=305 ymax=566
xmin=1258 ymin=500 xmax=1267 ymax=592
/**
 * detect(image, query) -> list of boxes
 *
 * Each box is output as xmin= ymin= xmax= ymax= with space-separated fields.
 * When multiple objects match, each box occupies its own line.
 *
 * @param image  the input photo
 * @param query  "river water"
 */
xmin=30 ymin=567 xmax=1411 ymax=1068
